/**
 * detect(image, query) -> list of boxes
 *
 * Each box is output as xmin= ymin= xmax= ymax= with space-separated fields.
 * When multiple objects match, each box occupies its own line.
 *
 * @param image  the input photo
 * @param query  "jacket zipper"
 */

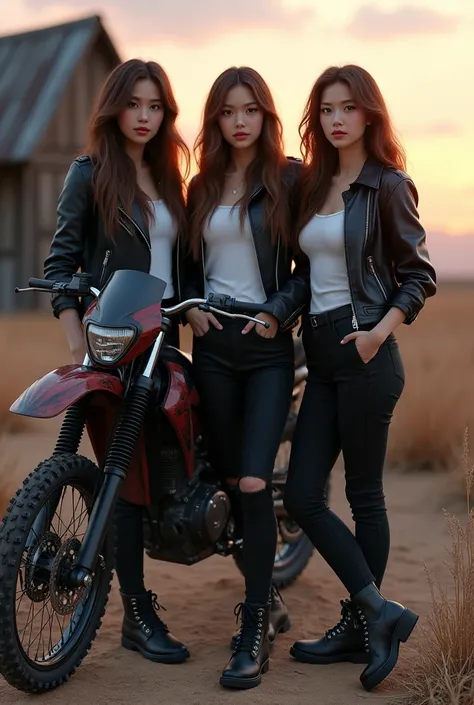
xmin=367 ymin=256 xmax=388 ymax=300
xmin=275 ymin=234 xmax=281 ymax=291
xmin=362 ymin=191 xmax=372 ymax=252
xmin=176 ymin=231 xmax=181 ymax=301
xmin=118 ymin=207 xmax=151 ymax=252
xmin=201 ymin=238 xmax=206 ymax=293
xmin=342 ymin=194 xmax=359 ymax=330
xmin=99 ymin=249 xmax=112 ymax=286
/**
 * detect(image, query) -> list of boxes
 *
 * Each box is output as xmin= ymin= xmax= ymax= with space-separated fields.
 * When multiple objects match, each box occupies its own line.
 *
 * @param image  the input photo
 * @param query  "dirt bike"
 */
xmin=0 ymin=269 xmax=310 ymax=693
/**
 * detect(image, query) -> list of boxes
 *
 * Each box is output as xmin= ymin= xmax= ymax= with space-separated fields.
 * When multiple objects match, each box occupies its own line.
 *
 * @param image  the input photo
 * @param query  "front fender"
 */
xmin=10 ymin=365 xmax=124 ymax=419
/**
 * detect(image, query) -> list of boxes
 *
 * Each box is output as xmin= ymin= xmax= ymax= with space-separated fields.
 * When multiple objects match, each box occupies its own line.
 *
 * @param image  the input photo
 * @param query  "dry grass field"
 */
xmin=388 ymin=282 xmax=474 ymax=471
xmin=1 ymin=281 xmax=473 ymax=469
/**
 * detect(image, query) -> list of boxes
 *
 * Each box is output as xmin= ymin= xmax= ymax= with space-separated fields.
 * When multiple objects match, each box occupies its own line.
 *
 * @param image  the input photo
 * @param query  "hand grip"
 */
xmin=205 ymin=293 xmax=267 ymax=315
xmin=229 ymin=300 xmax=266 ymax=315
xmin=28 ymin=278 xmax=54 ymax=290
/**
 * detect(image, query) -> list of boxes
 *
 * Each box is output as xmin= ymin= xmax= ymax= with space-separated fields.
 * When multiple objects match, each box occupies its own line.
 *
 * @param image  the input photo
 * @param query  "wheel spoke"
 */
xmin=11 ymin=480 xmax=96 ymax=667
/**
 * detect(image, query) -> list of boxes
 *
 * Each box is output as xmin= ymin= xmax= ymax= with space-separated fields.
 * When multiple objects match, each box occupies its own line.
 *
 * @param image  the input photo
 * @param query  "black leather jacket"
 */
xmin=183 ymin=159 xmax=310 ymax=331
xmin=327 ymin=156 xmax=436 ymax=328
xmin=44 ymin=156 xmax=182 ymax=317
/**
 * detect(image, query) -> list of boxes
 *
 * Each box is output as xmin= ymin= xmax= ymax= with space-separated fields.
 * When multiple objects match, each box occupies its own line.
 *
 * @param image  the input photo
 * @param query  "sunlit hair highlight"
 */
xmin=86 ymin=59 xmax=190 ymax=237
xmin=188 ymin=66 xmax=290 ymax=257
xmin=296 ymin=64 xmax=406 ymax=234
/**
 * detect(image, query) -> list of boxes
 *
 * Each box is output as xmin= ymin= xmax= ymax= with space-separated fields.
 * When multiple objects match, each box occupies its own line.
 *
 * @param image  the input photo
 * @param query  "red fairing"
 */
xmin=161 ymin=361 xmax=199 ymax=478
xmin=10 ymin=365 xmax=124 ymax=419
xmin=119 ymin=302 xmax=162 ymax=365
xmin=83 ymin=299 xmax=97 ymax=319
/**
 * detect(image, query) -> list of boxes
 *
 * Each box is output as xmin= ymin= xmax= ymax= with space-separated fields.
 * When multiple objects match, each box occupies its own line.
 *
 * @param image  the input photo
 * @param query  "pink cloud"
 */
xmin=24 ymin=0 xmax=315 ymax=44
xmin=348 ymin=5 xmax=459 ymax=41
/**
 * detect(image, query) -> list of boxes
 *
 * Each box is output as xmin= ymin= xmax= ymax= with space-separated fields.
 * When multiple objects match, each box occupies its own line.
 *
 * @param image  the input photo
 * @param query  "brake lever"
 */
xmin=202 ymin=304 xmax=270 ymax=328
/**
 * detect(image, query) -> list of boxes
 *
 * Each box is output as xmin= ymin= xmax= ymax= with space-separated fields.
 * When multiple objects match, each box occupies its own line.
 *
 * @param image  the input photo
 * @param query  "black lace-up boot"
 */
xmin=290 ymin=598 xmax=369 ymax=664
xmin=120 ymin=590 xmax=189 ymax=663
xmin=220 ymin=602 xmax=270 ymax=689
xmin=352 ymin=583 xmax=419 ymax=691
xmin=230 ymin=583 xmax=290 ymax=649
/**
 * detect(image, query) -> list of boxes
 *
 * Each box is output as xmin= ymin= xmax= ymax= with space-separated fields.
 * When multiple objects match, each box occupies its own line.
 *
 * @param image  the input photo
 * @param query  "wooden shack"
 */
xmin=0 ymin=15 xmax=120 ymax=311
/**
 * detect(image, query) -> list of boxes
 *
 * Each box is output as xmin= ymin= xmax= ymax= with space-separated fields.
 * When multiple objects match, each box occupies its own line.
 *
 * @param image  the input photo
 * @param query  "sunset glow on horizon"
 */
xmin=2 ymin=0 xmax=473 ymax=238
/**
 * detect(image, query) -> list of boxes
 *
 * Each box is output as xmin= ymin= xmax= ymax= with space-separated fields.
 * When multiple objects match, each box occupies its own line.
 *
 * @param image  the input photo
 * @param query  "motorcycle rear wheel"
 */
xmin=0 ymin=452 xmax=114 ymax=693
xmin=232 ymin=517 xmax=313 ymax=589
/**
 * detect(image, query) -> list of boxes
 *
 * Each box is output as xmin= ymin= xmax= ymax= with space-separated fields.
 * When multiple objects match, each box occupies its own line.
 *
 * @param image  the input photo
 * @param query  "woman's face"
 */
xmin=218 ymin=83 xmax=264 ymax=150
xmin=319 ymin=81 xmax=369 ymax=151
xmin=118 ymin=78 xmax=164 ymax=145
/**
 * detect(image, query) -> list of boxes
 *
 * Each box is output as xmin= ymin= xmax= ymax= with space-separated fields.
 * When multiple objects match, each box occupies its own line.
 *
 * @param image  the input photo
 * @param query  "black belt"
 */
xmin=308 ymin=304 xmax=353 ymax=329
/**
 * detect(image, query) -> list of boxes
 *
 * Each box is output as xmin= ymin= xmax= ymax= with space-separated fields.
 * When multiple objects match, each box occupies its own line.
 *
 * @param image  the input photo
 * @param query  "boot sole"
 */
xmin=121 ymin=636 xmax=190 ymax=664
xmin=361 ymin=608 xmax=419 ymax=692
xmin=229 ymin=618 xmax=291 ymax=651
xmin=290 ymin=645 xmax=369 ymax=665
xmin=219 ymin=659 xmax=270 ymax=689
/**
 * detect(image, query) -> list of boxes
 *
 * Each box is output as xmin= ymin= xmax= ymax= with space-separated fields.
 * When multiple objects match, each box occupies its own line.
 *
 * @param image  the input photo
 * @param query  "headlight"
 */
xmin=86 ymin=324 xmax=135 ymax=364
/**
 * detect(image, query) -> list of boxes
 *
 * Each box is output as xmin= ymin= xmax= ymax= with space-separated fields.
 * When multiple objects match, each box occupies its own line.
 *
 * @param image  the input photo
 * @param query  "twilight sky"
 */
xmin=2 ymin=0 xmax=473 ymax=239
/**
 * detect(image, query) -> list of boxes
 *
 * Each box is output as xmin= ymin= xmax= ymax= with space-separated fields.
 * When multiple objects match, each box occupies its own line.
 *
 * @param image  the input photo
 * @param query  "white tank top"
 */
xmin=203 ymin=206 xmax=266 ymax=304
xmin=298 ymin=210 xmax=351 ymax=314
xmin=148 ymin=200 xmax=177 ymax=299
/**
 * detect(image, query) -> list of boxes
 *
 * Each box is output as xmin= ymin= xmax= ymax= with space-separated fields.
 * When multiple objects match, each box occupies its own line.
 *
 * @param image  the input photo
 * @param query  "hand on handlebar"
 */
xmin=186 ymin=307 xmax=223 ymax=337
xmin=241 ymin=312 xmax=279 ymax=338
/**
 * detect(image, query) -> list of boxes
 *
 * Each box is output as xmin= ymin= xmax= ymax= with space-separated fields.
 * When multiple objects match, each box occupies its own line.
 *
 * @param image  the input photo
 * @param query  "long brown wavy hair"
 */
xmin=85 ymin=59 xmax=190 ymax=237
xmin=188 ymin=66 xmax=289 ymax=257
xmin=297 ymin=64 xmax=406 ymax=234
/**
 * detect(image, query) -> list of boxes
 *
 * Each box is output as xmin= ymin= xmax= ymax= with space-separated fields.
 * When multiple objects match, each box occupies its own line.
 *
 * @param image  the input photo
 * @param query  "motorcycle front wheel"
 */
xmin=0 ymin=452 xmax=114 ymax=693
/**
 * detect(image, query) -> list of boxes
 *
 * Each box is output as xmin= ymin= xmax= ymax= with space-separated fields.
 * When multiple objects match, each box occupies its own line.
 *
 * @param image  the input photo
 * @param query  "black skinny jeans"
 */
xmin=192 ymin=319 xmax=295 ymax=605
xmin=115 ymin=313 xmax=180 ymax=597
xmin=284 ymin=308 xmax=405 ymax=596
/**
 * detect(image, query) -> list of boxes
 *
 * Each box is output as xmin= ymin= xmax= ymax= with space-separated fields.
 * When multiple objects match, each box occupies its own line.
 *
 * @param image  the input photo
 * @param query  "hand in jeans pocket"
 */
xmin=340 ymin=329 xmax=384 ymax=364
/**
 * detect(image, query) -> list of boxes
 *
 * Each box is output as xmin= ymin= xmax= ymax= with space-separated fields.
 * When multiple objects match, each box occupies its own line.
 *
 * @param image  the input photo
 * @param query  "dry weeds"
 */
xmin=387 ymin=283 xmax=474 ymax=471
xmin=402 ymin=433 xmax=474 ymax=705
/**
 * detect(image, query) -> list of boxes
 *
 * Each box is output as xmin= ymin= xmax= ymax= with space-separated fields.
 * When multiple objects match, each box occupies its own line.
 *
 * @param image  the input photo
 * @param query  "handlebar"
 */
xmin=161 ymin=296 xmax=270 ymax=328
xmin=16 ymin=273 xmax=93 ymax=296
xmin=15 ymin=277 xmax=270 ymax=328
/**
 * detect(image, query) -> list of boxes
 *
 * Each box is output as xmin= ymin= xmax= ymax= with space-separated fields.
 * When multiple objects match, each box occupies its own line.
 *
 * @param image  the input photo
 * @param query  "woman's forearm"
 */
xmin=372 ymin=306 xmax=406 ymax=343
xmin=59 ymin=308 xmax=86 ymax=363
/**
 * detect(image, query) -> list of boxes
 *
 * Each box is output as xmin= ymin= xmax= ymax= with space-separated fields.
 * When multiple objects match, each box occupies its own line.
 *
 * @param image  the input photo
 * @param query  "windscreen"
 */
xmin=88 ymin=270 xmax=167 ymax=327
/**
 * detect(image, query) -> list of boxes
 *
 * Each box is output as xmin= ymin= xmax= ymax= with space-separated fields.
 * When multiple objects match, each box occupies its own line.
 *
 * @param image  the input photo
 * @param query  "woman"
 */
xmin=44 ymin=59 xmax=190 ymax=664
xmin=283 ymin=64 xmax=436 ymax=692
xmin=183 ymin=66 xmax=309 ymax=689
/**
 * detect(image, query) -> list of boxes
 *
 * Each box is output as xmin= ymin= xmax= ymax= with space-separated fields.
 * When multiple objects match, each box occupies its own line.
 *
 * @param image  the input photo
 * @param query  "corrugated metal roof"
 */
xmin=0 ymin=15 xmax=120 ymax=164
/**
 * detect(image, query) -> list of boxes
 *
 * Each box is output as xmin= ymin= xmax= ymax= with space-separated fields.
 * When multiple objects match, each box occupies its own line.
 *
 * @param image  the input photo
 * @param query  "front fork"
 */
xmin=68 ymin=327 xmax=168 ymax=588
xmin=25 ymin=399 xmax=89 ymax=550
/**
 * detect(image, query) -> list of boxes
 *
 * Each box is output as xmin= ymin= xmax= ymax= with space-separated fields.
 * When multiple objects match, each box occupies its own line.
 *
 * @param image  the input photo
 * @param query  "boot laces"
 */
xmin=129 ymin=591 xmax=169 ymax=634
xmin=355 ymin=605 xmax=370 ymax=653
xmin=232 ymin=602 xmax=265 ymax=658
xmin=325 ymin=599 xmax=354 ymax=639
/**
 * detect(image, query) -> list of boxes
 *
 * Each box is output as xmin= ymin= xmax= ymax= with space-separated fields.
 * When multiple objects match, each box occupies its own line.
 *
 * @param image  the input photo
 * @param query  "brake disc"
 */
xmin=25 ymin=531 xmax=62 ymax=602
xmin=49 ymin=537 xmax=87 ymax=615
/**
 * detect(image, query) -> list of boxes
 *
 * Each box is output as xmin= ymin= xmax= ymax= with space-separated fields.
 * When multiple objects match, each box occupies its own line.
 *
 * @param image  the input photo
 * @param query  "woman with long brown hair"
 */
xmin=183 ymin=66 xmax=308 ymax=689
xmin=283 ymin=65 xmax=436 ymax=691
xmin=44 ymin=59 xmax=190 ymax=664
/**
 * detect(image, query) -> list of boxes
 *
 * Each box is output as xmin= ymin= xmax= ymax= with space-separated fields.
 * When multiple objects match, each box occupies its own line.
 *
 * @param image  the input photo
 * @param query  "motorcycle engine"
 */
xmin=143 ymin=440 xmax=231 ymax=565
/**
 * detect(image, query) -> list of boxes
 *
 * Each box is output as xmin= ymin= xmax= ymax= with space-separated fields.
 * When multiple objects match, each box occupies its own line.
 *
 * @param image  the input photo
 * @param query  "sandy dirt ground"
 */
xmin=0 ymin=417 xmax=457 ymax=705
